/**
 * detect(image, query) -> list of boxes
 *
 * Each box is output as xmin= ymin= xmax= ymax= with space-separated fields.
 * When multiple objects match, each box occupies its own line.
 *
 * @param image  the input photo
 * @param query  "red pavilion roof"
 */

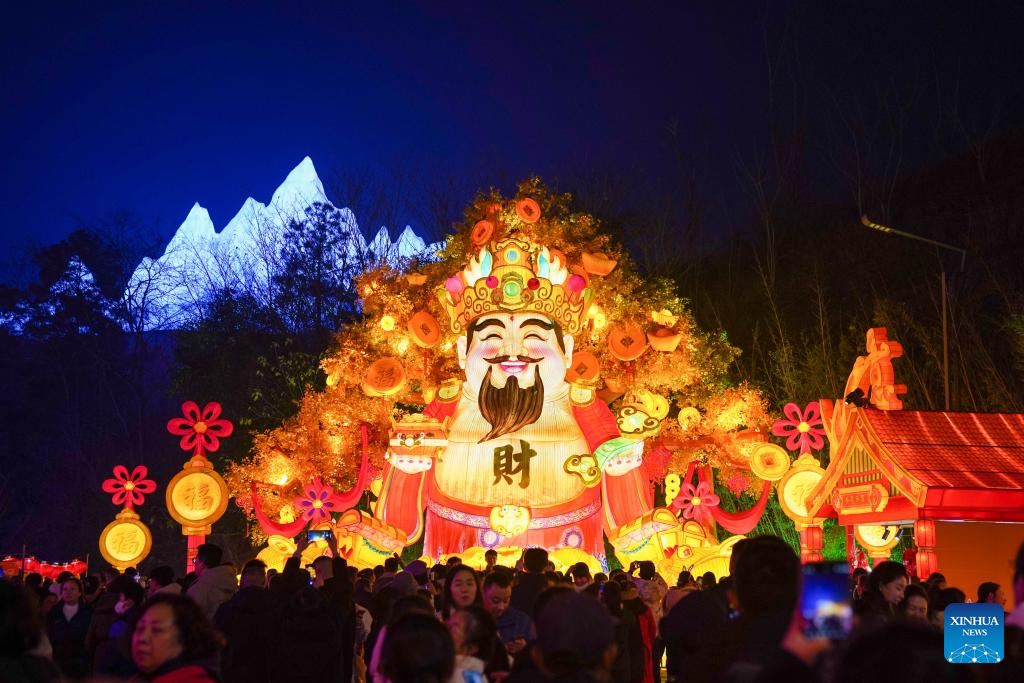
xmin=864 ymin=410 xmax=1024 ymax=490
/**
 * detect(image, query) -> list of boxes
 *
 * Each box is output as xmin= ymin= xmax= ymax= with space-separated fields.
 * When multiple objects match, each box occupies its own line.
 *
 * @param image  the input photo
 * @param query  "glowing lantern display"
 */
xmin=362 ymin=357 xmax=407 ymax=397
xmin=227 ymin=186 xmax=782 ymax=576
xmin=408 ymin=310 xmax=442 ymax=348
xmin=749 ymin=443 xmax=791 ymax=481
xmin=771 ymin=402 xmax=826 ymax=454
xmin=166 ymin=401 xmax=233 ymax=572
xmin=99 ymin=465 xmax=156 ymax=570
xmin=608 ymin=322 xmax=648 ymax=361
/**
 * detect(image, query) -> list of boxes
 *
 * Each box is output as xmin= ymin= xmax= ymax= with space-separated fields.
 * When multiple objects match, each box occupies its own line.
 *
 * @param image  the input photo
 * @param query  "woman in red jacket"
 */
xmin=131 ymin=594 xmax=224 ymax=682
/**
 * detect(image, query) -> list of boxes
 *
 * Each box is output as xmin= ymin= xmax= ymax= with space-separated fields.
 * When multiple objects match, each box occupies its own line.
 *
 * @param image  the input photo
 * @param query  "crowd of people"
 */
xmin=1 ymin=536 xmax=1022 ymax=683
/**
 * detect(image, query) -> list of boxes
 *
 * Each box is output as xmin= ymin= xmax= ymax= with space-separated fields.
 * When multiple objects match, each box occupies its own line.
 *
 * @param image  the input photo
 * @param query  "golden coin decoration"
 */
xmin=777 ymin=454 xmax=827 ymax=522
xmin=408 ymin=310 xmax=442 ymax=348
xmin=608 ymin=323 xmax=648 ymax=361
xmin=471 ymin=220 xmax=495 ymax=246
xmin=515 ymin=198 xmax=541 ymax=224
xmin=362 ymin=357 xmax=407 ymax=397
xmin=750 ymin=443 xmax=791 ymax=481
xmin=566 ymin=350 xmax=600 ymax=383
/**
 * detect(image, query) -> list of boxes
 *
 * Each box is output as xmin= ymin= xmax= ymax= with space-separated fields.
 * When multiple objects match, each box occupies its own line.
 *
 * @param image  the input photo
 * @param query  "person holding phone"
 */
xmin=482 ymin=573 xmax=533 ymax=657
xmin=448 ymin=605 xmax=498 ymax=683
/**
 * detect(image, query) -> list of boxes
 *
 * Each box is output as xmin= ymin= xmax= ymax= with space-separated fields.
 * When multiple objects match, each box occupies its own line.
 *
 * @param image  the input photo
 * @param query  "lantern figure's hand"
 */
xmin=595 ymin=437 xmax=645 ymax=477
xmin=388 ymin=453 xmax=434 ymax=474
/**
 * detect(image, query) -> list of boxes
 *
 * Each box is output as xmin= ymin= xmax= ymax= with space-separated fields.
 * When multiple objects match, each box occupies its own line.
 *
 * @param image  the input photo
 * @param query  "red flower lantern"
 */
xmin=102 ymin=465 xmax=157 ymax=510
xmin=772 ymin=402 xmax=826 ymax=454
xmin=294 ymin=477 xmax=342 ymax=522
xmin=671 ymin=481 xmax=720 ymax=524
xmin=167 ymin=401 xmax=234 ymax=457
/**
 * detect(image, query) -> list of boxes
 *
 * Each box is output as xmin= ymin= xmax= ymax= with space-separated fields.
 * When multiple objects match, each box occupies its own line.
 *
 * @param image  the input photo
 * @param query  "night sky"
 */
xmin=3 ymin=1 xmax=1023 ymax=279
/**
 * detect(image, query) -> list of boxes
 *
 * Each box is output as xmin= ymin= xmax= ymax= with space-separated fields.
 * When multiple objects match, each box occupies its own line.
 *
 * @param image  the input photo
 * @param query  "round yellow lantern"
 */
xmin=99 ymin=510 xmax=152 ymax=570
xmin=166 ymin=462 xmax=230 ymax=534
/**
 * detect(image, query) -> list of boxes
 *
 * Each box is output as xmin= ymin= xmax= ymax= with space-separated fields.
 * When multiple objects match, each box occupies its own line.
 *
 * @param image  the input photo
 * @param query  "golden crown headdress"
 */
xmin=438 ymin=234 xmax=589 ymax=335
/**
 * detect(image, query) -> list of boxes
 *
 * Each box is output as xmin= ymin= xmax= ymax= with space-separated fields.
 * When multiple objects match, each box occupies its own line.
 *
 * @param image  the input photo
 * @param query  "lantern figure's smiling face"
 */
xmin=458 ymin=312 xmax=575 ymax=442
xmin=459 ymin=313 xmax=574 ymax=391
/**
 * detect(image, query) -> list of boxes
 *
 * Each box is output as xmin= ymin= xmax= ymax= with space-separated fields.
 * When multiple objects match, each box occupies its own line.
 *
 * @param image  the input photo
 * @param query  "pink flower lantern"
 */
xmin=102 ymin=465 xmax=157 ymax=510
xmin=166 ymin=401 xmax=234 ymax=457
xmin=671 ymin=481 xmax=720 ymax=524
xmin=771 ymin=402 xmax=826 ymax=454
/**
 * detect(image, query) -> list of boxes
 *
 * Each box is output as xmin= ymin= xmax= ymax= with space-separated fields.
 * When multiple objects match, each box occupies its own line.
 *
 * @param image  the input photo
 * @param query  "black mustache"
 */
xmin=486 ymin=355 xmax=543 ymax=364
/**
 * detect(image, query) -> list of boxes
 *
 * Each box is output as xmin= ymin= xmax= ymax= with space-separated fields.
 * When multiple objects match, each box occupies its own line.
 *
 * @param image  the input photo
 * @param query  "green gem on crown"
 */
xmin=503 ymin=279 xmax=521 ymax=298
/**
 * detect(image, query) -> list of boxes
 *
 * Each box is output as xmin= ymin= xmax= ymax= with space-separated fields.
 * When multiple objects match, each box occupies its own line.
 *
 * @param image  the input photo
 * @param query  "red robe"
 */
xmin=374 ymin=394 xmax=654 ymax=560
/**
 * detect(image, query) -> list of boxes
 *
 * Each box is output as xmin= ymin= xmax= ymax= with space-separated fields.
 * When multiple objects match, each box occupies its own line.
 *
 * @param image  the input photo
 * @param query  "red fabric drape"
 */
xmin=252 ymin=483 xmax=309 ymax=538
xmin=331 ymin=423 xmax=373 ymax=511
xmin=697 ymin=466 xmax=771 ymax=534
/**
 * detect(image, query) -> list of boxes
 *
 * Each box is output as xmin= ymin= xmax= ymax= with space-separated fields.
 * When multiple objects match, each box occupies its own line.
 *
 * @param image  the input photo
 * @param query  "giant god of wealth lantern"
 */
xmin=231 ymin=183 xmax=777 ymax=575
xmin=373 ymin=214 xmax=677 ymax=564
xmin=165 ymin=401 xmax=232 ymax=572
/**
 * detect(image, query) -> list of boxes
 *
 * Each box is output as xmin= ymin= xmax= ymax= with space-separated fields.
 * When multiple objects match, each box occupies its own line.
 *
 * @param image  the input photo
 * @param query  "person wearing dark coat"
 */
xmin=85 ymin=575 xmax=132 ymax=666
xmin=0 ymin=581 xmax=62 ymax=683
xmin=45 ymin=579 xmax=93 ymax=679
xmin=93 ymin=578 xmax=146 ymax=677
xmin=510 ymin=548 xmax=550 ymax=620
xmin=601 ymin=582 xmax=640 ymax=683
xmin=270 ymin=585 xmax=344 ymax=683
xmin=213 ymin=560 xmax=276 ymax=683
xmin=660 ymin=589 xmax=728 ymax=683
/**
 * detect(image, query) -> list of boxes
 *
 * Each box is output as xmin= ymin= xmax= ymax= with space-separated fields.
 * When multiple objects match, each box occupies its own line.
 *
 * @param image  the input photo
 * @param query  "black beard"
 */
xmin=477 ymin=366 xmax=544 ymax=443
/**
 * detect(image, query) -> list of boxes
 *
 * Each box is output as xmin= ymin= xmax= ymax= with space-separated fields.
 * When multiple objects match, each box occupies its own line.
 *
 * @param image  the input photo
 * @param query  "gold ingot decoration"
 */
xmin=581 ymin=252 xmax=617 ymax=276
xmin=677 ymin=406 xmax=701 ymax=431
xmin=650 ymin=309 xmax=678 ymax=327
xmin=749 ymin=443 xmax=791 ymax=482
xmin=489 ymin=505 xmax=531 ymax=537
xmin=405 ymin=273 xmax=428 ymax=286
xmin=99 ymin=509 xmax=152 ymax=570
xmin=648 ymin=326 xmax=683 ymax=352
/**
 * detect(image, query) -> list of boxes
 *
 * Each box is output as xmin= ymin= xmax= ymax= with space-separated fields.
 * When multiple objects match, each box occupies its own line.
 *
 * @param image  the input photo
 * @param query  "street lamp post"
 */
xmin=861 ymin=215 xmax=966 ymax=411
